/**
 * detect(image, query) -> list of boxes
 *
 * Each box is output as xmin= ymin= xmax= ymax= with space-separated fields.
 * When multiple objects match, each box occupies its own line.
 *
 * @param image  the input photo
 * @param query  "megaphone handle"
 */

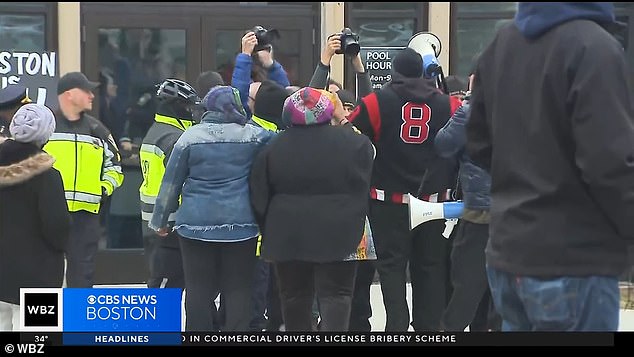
xmin=442 ymin=218 xmax=458 ymax=239
xmin=438 ymin=68 xmax=449 ymax=95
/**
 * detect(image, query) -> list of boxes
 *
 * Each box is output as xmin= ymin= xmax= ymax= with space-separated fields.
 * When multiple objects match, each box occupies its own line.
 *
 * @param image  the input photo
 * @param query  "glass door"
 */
xmin=83 ymin=12 xmax=201 ymax=284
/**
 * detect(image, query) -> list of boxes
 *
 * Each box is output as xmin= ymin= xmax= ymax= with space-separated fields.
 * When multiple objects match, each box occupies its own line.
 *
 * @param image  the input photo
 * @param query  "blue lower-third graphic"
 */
xmin=63 ymin=288 xmax=182 ymax=332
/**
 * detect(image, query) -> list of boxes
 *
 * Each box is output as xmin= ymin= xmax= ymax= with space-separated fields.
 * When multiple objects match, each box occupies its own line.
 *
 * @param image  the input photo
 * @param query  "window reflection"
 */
xmin=454 ymin=2 xmax=632 ymax=77
xmin=97 ymin=28 xmax=186 ymax=250
xmin=456 ymin=2 xmax=517 ymax=14
xmin=455 ymin=18 xmax=512 ymax=76
xmin=453 ymin=3 xmax=517 ymax=77
xmin=0 ymin=14 xmax=45 ymax=52
xmin=352 ymin=3 xmax=417 ymax=11
xmin=356 ymin=19 xmax=416 ymax=47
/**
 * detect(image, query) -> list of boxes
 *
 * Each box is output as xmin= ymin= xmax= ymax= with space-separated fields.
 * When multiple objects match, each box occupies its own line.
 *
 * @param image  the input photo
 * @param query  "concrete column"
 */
xmin=428 ymin=2 xmax=451 ymax=74
xmin=320 ymin=2 xmax=345 ymax=85
xmin=58 ymin=2 xmax=82 ymax=76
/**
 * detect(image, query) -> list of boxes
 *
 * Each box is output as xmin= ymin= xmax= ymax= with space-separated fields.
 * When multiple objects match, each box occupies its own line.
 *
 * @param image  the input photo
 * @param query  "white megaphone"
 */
xmin=407 ymin=194 xmax=464 ymax=231
xmin=407 ymin=32 xmax=442 ymax=79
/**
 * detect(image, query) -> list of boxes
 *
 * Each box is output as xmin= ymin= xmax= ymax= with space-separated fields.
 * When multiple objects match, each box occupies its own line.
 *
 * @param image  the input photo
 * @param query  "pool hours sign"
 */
xmin=359 ymin=47 xmax=405 ymax=91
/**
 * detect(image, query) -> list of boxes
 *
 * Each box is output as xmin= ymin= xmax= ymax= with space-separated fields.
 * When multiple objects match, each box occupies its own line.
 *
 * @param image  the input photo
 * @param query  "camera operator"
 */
xmin=231 ymin=28 xmax=290 ymax=119
xmin=309 ymin=30 xmax=372 ymax=101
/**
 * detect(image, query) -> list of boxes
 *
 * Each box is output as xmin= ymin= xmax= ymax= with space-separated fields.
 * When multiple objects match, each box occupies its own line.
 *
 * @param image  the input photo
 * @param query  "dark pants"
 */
xmin=143 ymin=229 xmax=185 ymax=289
xmin=251 ymin=259 xmax=271 ymax=331
xmin=440 ymin=220 xmax=499 ymax=331
xmin=265 ymin=272 xmax=283 ymax=331
xmin=180 ymin=237 xmax=257 ymax=331
xmin=213 ymin=294 xmax=225 ymax=331
xmin=275 ymin=261 xmax=357 ymax=332
xmin=370 ymin=200 xmax=453 ymax=331
xmin=410 ymin=218 xmax=453 ymax=331
xmin=348 ymin=260 xmax=376 ymax=331
xmin=108 ymin=215 xmax=142 ymax=248
xmin=65 ymin=211 xmax=102 ymax=288
xmin=470 ymin=288 xmax=502 ymax=331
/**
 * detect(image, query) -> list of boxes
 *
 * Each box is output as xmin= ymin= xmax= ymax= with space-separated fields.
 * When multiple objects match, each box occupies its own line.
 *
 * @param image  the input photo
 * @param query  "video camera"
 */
xmin=252 ymin=25 xmax=281 ymax=52
xmin=335 ymin=28 xmax=360 ymax=57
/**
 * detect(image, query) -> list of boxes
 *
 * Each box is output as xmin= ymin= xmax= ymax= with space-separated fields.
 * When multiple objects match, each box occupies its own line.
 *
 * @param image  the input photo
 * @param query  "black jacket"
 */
xmin=250 ymin=123 xmax=374 ymax=263
xmin=0 ymin=140 xmax=71 ymax=304
xmin=466 ymin=18 xmax=634 ymax=277
xmin=349 ymin=73 xmax=461 ymax=196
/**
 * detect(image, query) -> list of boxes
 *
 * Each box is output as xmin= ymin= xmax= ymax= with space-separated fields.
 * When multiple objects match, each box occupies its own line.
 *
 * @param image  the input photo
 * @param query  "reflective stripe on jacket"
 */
xmin=139 ymin=114 xmax=192 ymax=223
xmin=251 ymin=115 xmax=278 ymax=132
xmin=44 ymin=112 xmax=123 ymax=213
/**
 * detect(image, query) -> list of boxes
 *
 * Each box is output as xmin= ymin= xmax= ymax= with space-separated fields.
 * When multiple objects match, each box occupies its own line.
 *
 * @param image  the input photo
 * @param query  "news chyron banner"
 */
xmin=19 ymin=288 xmax=182 ymax=345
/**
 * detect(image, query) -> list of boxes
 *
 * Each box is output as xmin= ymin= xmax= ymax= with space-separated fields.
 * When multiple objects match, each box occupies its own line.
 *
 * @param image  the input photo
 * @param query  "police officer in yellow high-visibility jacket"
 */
xmin=44 ymin=72 xmax=124 ymax=288
xmin=139 ymin=78 xmax=200 ymax=289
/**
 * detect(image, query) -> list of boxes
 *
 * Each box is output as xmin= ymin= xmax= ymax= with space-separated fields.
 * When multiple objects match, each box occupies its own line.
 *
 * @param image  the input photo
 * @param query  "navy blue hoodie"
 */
xmin=514 ymin=2 xmax=615 ymax=39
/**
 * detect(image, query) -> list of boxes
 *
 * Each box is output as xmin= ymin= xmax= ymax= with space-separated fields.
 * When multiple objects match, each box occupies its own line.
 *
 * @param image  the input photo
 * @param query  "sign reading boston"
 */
xmin=0 ymin=51 xmax=59 ymax=110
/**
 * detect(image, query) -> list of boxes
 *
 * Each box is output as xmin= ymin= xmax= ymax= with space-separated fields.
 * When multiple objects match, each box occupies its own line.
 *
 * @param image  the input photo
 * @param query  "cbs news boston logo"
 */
xmin=19 ymin=288 xmax=182 ymax=334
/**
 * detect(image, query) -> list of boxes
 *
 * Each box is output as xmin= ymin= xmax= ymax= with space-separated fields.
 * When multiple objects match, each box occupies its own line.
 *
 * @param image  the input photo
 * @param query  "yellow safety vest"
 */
xmin=44 ymin=132 xmax=124 ymax=213
xmin=251 ymin=114 xmax=278 ymax=132
xmin=139 ymin=114 xmax=192 ymax=222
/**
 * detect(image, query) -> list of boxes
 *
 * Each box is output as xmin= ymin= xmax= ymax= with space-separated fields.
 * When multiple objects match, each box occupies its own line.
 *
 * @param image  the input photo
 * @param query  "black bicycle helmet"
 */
xmin=156 ymin=78 xmax=200 ymax=105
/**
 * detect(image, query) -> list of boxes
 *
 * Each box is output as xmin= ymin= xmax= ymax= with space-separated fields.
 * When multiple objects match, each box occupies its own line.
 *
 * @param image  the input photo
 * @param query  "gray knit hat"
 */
xmin=10 ymin=103 xmax=56 ymax=147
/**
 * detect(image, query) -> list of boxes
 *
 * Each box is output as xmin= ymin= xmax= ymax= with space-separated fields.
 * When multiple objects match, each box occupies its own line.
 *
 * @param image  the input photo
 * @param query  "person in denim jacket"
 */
xmin=231 ymin=30 xmax=290 ymax=119
xmin=150 ymin=85 xmax=274 ymax=331
xmin=434 ymin=81 xmax=501 ymax=332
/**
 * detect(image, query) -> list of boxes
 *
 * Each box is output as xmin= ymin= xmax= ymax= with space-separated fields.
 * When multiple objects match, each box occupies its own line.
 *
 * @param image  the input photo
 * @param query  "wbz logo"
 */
xmin=19 ymin=288 xmax=63 ymax=331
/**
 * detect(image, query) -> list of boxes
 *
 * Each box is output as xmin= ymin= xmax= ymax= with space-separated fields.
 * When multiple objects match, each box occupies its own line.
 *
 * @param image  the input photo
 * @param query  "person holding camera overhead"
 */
xmin=232 ymin=26 xmax=290 ymax=120
xmin=309 ymin=29 xmax=372 ymax=102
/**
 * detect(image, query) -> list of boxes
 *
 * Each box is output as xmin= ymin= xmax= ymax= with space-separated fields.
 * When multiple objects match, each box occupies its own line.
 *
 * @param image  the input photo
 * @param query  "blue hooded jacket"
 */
xmin=515 ymin=2 xmax=615 ymax=39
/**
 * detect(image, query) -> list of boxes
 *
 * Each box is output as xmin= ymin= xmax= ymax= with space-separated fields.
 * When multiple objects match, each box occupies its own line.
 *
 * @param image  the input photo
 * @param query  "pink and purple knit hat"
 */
xmin=282 ymin=87 xmax=336 ymax=126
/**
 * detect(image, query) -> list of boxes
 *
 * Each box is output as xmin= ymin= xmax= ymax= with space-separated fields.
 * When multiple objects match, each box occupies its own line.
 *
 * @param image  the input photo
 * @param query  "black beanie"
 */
xmin=392 ymin=48 xmax=423 ymax=78
xmin=253 ymin=80 xmax=289 ymax=128
xmin=196 ymin=71 xmax=224 ymax=97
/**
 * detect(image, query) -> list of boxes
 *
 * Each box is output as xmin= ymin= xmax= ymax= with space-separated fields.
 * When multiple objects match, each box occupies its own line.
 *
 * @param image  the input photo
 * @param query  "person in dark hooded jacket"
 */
xmin=466 ymin=2 xmax=634 ymax=331
xmin=348 ymin=47 xmax=462 ymax=331
xmin=0 ymin=104 xmax=70 ymax=331
xmin=250 ymin=87 xmax=374 ymax=331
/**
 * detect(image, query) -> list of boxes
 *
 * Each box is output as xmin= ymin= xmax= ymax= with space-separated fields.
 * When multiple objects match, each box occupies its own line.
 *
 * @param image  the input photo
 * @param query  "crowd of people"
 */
xmin=1 ymin=2 xmax=633 ymax=333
